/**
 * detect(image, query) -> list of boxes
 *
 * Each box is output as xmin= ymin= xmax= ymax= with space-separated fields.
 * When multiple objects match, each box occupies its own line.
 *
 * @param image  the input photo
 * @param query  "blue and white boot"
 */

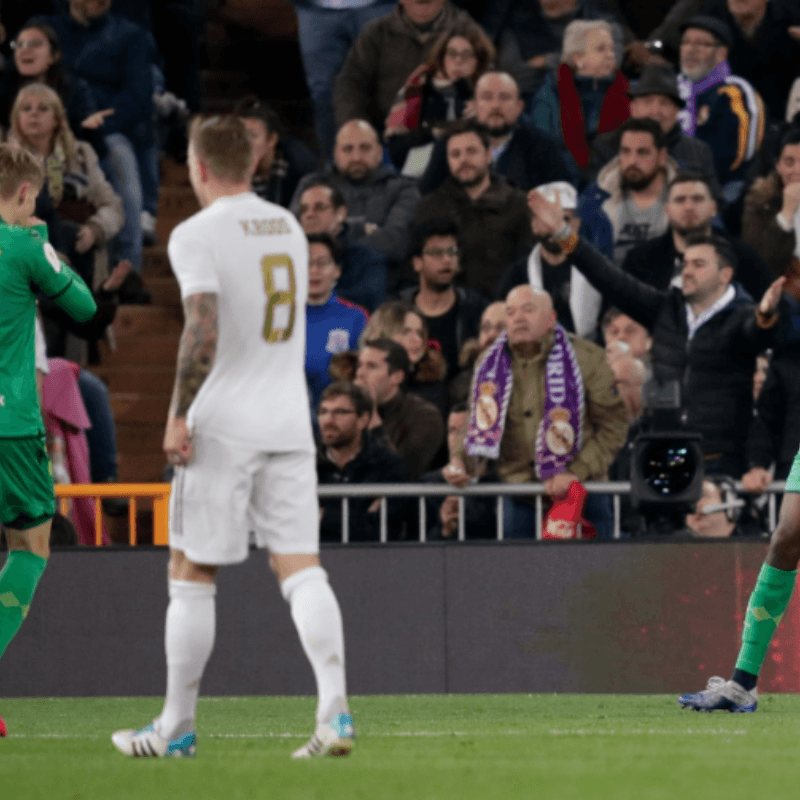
xmin=292 ymin=713 xmax=355 ymax=758
xmin=111 ymin=722 xmax=197 ymax=757
xmin=678 ymin=676 xmax=758 ymax=712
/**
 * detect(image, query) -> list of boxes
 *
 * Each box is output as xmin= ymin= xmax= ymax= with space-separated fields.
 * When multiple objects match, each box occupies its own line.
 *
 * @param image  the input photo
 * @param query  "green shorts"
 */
xmin=787 ymin=448 xmax=800 ymax=494
xmin=0 ymin=435 xmax=55 ymax=530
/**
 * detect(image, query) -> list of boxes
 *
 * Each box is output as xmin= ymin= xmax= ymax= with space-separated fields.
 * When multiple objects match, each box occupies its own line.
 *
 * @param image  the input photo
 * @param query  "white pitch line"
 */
xmin=9 ymin=728 xmax=747 ymax=740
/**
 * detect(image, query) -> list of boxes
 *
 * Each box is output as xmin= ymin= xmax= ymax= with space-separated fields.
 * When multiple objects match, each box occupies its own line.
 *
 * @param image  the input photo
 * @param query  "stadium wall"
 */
xmin=5 ymin=540 xmax=797 ymax=697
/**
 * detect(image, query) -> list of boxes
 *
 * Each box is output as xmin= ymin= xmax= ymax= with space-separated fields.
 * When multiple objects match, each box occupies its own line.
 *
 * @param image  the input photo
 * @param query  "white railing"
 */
xmin=317 ymin=480 xmax=787 ymax=543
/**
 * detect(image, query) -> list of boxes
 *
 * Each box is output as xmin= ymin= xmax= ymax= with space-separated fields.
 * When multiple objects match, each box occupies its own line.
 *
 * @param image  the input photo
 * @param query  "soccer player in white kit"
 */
xmin=111 ymin=115 xmax=353 ymax=759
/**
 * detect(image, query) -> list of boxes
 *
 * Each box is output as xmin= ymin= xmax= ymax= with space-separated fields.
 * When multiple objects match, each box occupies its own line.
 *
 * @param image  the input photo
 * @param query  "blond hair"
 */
xmin=561 ymin=20 xmax=614 ymax=67
xmin=0 ymin=143 xmax=44 ymax=199
xmin=189 ymin=114 xmax=253 ymax=182
xmin=10 ymin=83 xmax=75 ymax=161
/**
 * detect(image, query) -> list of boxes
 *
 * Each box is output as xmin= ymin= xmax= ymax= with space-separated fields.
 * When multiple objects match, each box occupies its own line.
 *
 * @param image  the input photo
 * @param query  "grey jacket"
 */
xmin=291 ymin=165 xmax=420 ymax=268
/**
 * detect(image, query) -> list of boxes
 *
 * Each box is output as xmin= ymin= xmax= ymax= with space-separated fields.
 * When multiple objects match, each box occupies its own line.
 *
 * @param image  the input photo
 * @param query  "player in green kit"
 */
xmin=679 ymin=456 xmax=800 ymax=711
xmin=0 ymin=144 xmax=96 ymax=734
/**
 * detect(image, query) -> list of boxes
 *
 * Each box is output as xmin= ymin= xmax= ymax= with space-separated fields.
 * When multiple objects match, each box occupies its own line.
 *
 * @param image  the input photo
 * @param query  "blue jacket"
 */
xmin=305 ymin=294 xmax=368 ymax=407
xmin=336 ymin=226 xmax=387 ymax=313
xmin=39 ymin=12 xmax=155 ymax=145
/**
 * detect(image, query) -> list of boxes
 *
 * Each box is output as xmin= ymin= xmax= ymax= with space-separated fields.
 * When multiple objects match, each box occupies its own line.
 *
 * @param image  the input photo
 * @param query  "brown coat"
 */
xmin=741 ymin=172 xmax=797 ymax=278
xmin=333 ymin=3 xmax=483 ymax=131
xmin=458 ymin=330 xmax=629 ymax=483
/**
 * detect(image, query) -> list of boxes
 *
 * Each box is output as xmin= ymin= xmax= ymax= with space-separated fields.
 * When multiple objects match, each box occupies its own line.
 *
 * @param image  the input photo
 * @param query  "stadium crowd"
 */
xmin=6 ymin=0 xmax=800 ymax=543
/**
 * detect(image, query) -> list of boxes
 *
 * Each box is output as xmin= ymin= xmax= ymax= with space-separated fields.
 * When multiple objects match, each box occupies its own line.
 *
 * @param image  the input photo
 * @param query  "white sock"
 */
xmin=281 ymin=566 xmax=348 ymax=724
xmin=156 ymin=579 xmax=216 ymax=740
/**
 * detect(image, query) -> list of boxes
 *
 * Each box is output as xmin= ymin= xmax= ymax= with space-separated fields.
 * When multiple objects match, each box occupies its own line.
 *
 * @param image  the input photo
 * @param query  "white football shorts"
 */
xmin=168 ymin=432 xmax=319 ymax=564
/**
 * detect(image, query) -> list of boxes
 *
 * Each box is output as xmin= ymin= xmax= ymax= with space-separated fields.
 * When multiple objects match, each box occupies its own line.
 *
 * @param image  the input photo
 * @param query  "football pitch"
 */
xmin=2 ymin=693 xmax=797 ymax=800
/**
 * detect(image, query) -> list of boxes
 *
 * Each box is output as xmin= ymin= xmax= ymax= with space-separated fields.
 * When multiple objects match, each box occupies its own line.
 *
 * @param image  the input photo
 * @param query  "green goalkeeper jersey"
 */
xmin=0 ymin=220 xmax=96 ymax=438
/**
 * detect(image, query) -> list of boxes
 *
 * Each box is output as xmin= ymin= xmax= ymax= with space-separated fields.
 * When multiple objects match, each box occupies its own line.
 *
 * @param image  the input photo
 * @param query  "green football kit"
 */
xmin=0 ymin=220 xmax=96 ymax=528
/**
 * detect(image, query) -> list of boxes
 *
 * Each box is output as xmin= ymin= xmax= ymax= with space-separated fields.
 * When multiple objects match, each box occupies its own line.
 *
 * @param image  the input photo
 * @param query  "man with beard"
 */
xmin=621 ymin=172 xmax=773 ymax=301
xmin=397 ymin=218 xmax=487 ymax=379
xmin=414 ymin=118 xmax=532 ymax=298
xmin=495 ymin=180 xmax=603 ymax=341
xmin=291 ymin=119 xmax=420 ymax=276
xmin=316 ymin=381 xmax=407 ymax=542
xmin=529 ymin=186 xmax=785 ymax=480
xmin=419 ymin=71 xmax=567 ymax=194
xmin=578 ymin=117 xmax=677 ymax=267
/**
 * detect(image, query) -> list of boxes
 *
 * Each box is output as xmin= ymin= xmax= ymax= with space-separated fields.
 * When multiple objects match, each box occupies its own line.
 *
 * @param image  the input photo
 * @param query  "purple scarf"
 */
xmin=678 ymin=60 xmax=730 ymax=137
xmin=465 ymin=327 xmax=584 ymax=479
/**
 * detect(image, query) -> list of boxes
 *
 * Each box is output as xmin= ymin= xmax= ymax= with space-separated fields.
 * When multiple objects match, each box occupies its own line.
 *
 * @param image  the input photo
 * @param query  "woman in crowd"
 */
xmin=531 ymin=19 xmax=629 ymax=187
xmin=362 ymin=300 xmax=448 ymax=417
xmin=0 ymin=22 xmax=102 ymax=153
xmin=384 ymin=22 xmax=495 ymax=174
xmin=9 ymin=82 xmax=124 ymax=361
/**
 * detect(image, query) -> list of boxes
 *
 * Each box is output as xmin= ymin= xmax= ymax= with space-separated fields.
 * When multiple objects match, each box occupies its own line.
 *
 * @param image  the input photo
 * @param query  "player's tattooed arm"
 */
xmin=170 ymin=292 xmax=219 ymax=418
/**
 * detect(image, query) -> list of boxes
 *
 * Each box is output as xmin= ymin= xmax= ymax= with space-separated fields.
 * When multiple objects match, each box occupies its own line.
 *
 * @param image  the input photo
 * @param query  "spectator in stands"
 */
xmin=578 ymin=117 xmax=676 ymax=267
xmin=414 ymin=118 xmax=532 ymax=298
xmin=685 ymin=476 xmax=758 ymax=537
xmin=291 ymin=119 xmax=420 ymax=281
xmin=449 ymin=299 xmax=506 ymax=405
xmin=362 ymin=300 xmax=448 ymax=416
xmin=478 ymin=0 xmax=633 ymax=100
xmin=741 ymin=127 xmax=800 ymax=279
xmin=297 ymin=178 xmax=386 ymax=311
xmin=419 ymin=402 xmax=497 ymax=540
xmin=305 ymin=233 xmax=369 ymax=408
xmin=354 ymin=336 xmax=445 ymax=479
xmin=38 ymin=0 xmax=158 ymax=277
xmin=601 ymin=306 xmax=652 ymax=364
xmin=288 ymin=0 xmax=394 ymax=155
xmin=698 ymin=0 xmax=800 ymax=124
xmin=445 ymin=284 xmax=629 ymax=539
xmin=743 ymin=342 xmax=800 ymax=490
xmin=0 ymin=22 xmax=100 ymax=154
xmin=316 ymin=381 xmax=407 ymax=541
xmin=622 ymin=172 xmax=773 ymax=302
xmin=529 ymin=187 xmax=786 ymax=479
xmin=333 ymin=0 xmax=485 ymax=134
xmin=676 ymin=15 xmax=764 ymax=204
xmin=397 ymin=218 xmax=487 ymax=380
xmin=238 ymin=99 xmax=319 ymax=210
xmin=588 ymin=64 xmax=719 ymax=195
xmin=495 ymin=180 xmax=603 ymax=340
xmin=384 ymin=21 xmax=495 ymax=174
xmin=419 ymin=70 xmax=567 ymax=195
xmin=531 ymin=20 xmax=630 ymax=187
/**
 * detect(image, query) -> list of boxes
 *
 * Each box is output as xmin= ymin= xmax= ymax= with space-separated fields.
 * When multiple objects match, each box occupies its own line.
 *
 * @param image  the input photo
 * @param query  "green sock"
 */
xmin=735 ymin=563 xmax=797 ymax=676
xmin=0 ymin=550 xmax=47 ymax=660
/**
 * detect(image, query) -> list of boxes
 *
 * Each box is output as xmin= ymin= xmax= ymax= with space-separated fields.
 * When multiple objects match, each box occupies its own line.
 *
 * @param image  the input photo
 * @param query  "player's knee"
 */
xmin=769 ymin=523 xmax=800 ymax=566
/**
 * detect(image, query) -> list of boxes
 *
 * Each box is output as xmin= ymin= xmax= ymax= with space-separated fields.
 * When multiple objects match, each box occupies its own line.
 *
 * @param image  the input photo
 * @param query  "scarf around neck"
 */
xmin=678 ymin=60 xmax=731 ymax=137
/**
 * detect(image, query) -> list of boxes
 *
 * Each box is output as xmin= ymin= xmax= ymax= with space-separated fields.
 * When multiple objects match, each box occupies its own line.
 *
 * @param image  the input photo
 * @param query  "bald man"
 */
xmin=419 ymin=71 xmax=567 ymax=195
xmin=291 ymin=120 xmax=420 ymax=280
xmin=446 ymin=285 xmax=629 ymax=538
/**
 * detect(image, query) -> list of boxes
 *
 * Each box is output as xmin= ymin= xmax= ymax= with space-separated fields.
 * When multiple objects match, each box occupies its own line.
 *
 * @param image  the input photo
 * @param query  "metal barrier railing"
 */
xmin=55 ymin=483 xmax=171 ymax=545
xmin=53 ymin=480 xmax=787 ymax=546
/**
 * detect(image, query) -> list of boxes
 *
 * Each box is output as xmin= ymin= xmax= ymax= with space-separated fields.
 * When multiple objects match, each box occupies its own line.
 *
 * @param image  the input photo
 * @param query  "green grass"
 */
xmin=1 ymin=693 xmax=797 ymax=800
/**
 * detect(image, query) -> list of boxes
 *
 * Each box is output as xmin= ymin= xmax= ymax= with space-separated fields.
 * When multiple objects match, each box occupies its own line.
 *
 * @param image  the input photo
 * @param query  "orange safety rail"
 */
xmin=54 ymin=483 xmax=171 ymax=546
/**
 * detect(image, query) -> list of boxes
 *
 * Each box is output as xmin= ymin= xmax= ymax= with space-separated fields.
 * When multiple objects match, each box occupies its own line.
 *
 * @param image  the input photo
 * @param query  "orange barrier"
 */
xmin=54 ymin=483 xmax=171 ymax=546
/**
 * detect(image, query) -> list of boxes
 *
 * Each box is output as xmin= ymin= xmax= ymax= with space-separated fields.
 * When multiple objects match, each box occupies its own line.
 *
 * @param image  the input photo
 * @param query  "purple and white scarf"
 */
xmin=465 ymin=326 xmax=585 ymax=479
xmin=678 ymin=60 xmax=731 ymax=137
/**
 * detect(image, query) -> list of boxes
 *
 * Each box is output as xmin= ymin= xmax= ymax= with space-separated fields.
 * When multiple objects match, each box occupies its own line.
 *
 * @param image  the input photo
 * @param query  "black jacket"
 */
xmin=317 ymin=430 xmax=408 ymax=542
xmin=621 ymin=229 xmax=774 ymax=305
xmin=418 ymin=122 xmax=567 ymax=196
xmin=570 ymin=238 xmax=776 ymax=465
xmin=746 ymin=345 xmax=800 ymax=479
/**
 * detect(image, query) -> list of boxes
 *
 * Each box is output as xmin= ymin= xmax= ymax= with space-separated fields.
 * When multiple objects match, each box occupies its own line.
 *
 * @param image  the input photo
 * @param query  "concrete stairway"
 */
xmin=95 ymin=160 xmax=198 ymax=482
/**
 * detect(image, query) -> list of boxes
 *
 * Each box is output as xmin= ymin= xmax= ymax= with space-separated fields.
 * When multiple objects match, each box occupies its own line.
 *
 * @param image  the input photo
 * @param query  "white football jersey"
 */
xmin=168 ymin=192 xmax=313 ymax=451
